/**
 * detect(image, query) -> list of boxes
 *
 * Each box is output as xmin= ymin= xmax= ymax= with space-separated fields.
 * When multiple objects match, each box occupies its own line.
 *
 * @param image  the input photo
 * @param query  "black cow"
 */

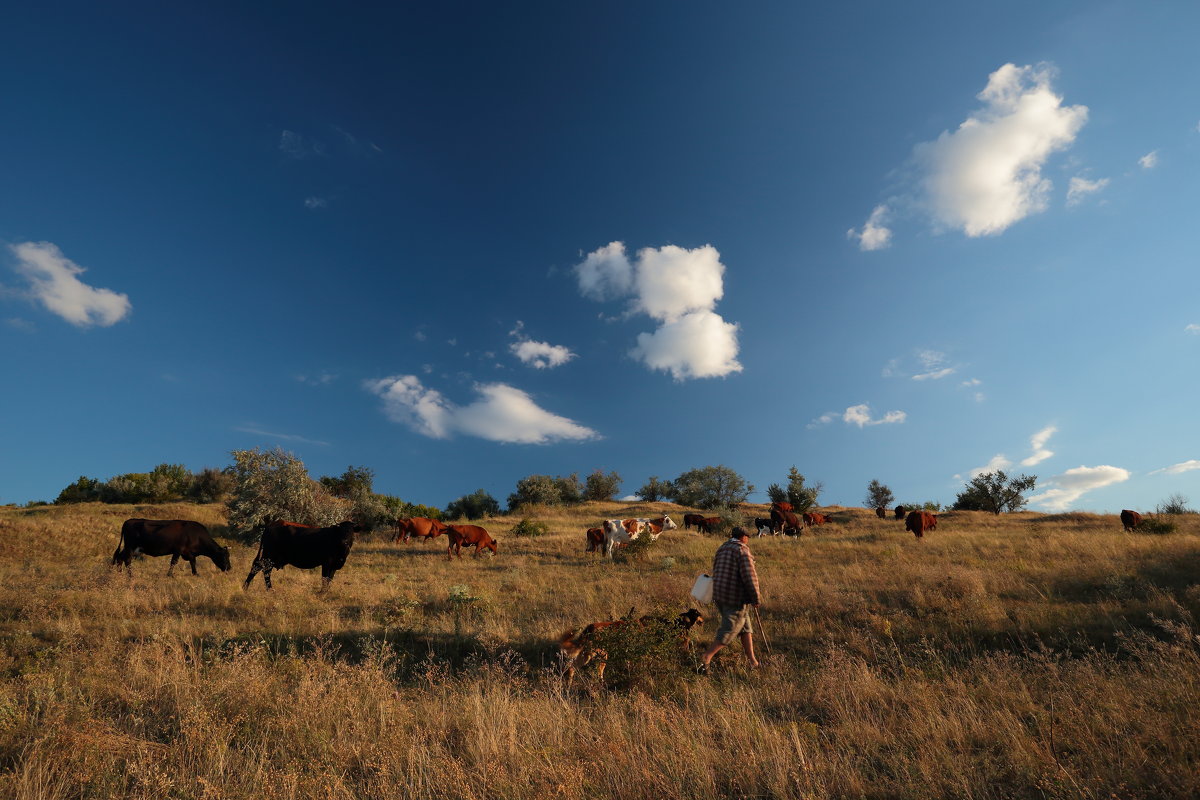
xmin=112 ymin=518 xmax=231 ymax=576
xmin=243 ymin=520 xmax=361 ymax=589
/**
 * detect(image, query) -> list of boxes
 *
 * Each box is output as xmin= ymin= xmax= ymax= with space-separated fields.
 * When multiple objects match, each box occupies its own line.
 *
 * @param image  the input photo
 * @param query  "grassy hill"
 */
xmin=2 ymin=501 xmax=1198 ymax=799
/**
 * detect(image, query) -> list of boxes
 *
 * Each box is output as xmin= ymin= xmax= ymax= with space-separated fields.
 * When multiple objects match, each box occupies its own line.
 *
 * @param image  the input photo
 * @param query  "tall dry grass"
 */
xmin=2 ymin=501 xmax=1198 ymax=798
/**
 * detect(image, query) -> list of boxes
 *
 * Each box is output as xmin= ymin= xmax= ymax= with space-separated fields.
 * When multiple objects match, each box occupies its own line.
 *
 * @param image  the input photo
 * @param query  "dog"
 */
xmin=559 ymin=608 xmax=704 ymax=685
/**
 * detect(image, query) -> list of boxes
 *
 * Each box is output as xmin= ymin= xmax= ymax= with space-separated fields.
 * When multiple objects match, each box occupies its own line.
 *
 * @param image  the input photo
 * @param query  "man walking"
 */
xmin=699 ymin=526 xmax=761 ymax=671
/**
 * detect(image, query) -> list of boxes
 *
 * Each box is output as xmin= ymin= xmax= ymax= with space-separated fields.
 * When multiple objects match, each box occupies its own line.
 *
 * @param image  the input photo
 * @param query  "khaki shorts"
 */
xmin=714 ymin=603 xmax=754 ymax=645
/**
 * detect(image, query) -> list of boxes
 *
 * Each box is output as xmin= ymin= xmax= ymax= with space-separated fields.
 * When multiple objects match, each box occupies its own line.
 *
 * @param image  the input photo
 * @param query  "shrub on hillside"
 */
xmin=187 ymin=467 xmax=235 ymax=504
xmin=445 ymin=489 xmax=501 ymax=521
xmin=670 ymin=465 xmax=754 ymax=510
xmin=583 ymin=469 xmax=622 ymax=501
xmin=952 ymin=471 xmax=1036 ymax=514
xmin=865 ymin=479 xmax=896 ymax=511
xmin=635 ymin=476 xmax=673 ymax=502
xmin=1156 ymin=493 xmax=1195 ymax=515
xmin=1139 ymin=516 xmax=1176 ymax=535
xmin=55 ymin=476 xmax=103 ymax=504
xmin=511 ymin=518 xmax=550 ymax=538
xmin=579 ymin=611 xmax=699 ymax=689
xmin=226 ymin=447 xmax=347 ymax=533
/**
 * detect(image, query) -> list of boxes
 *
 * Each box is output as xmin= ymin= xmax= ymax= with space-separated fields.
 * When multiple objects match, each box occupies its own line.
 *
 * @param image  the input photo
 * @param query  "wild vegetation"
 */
xmin=2 ymin=500 xmax=1199 ymax=799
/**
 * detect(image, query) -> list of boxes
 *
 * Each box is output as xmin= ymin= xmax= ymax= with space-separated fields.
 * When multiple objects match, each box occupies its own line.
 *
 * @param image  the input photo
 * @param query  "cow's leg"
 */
xmin=188 ymin=556 xmax=198 ymax=575
xmin=320 ymin=565 xmax=335 ymax=589
xmin=262 ymin=567 xmax=273 ymax=589
xmin=243 ymin=560 xmax=262 ymax=589
xmin=167 ymin=554 xmax=180 ymax=577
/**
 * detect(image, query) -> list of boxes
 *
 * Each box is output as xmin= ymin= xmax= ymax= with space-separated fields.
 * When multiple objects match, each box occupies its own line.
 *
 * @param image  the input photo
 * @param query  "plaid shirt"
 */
xmin=711 ymin=537 xmax=760 ymax=607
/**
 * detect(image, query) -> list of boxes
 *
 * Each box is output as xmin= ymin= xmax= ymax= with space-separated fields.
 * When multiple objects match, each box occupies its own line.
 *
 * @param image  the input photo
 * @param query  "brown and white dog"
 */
xmin=559 ymin=608 xmax=704 ymax=684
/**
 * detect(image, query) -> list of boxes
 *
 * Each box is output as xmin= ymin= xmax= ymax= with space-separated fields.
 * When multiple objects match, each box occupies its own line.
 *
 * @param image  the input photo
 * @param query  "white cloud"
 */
xmin=848 ymin=204 xmax=892 ymax=251
xmin=843 ymin=404 xmax=907 ymax=428
xmin=630 ymin=310 xmax=742 ymax=380
xmin=1021 ymin=425 xmax=1057 ymax=466
xmin=1185 ymin=324 xmax=1199 ymax=334
xmin=574 ymin=241 xmax=633 ymax=301
xmin=961 ymin=378 xmax=982 ymax=387
xmin=235 ymin=424 xmax=330 ymax=447
xmin=364 ymin=375 xmax=598 ymax=444
xmin=1138 ymin=150 xmax=1159 ymax=169
xmin=1066 ymin=176 xmax=1109 ymax=206
xmin=915 ymin=63 xmax=1088 ymax=237
xmin=1029 ymin=465 xmax=1130 ymax=512
xmin=511 ymin=339 xmax=576 ymax=369
xmin=969 ymin=453 xmax=1013 ymax=478
xmin=912 ymin=349 xmax=955 ymax=381
xmin=576 ymin=242 xmax=741 ymax=380
xmin=807 ymin=412 xmax=839 ymax=429
xmin=304 ymin=196 xmax=328 ymax=209
xmin=296 ymin=372 xmax=336 ymax=386
xmin=7 ymin=241 xmax=132 ymax=327
xmin=1149 ymin=459 xmax=1200 ymax=476
xmin=279 ymin=130 xmax=324 ymax=159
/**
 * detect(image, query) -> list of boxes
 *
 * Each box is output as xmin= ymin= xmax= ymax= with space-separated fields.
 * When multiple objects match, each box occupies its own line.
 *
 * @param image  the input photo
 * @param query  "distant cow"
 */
xmin=585 ymin=527 xmax=605 ymax=553
xmin=683 ymin=513 xmax=707 ymax=531
xmin=394 ymin=517 xmax=447 ymax=543
xmin=771 ymin=507 xmax=802 ymax=536
xmin=894 ymin=505 xmax=906 ymax=520
xmin=445 ymin=524 xmax=498 ymax=559
xmin=803 ymin=512 xmax=831 ymax=528
xmin=905 ymin=510 xmax=937 ymax=539
xmin=697 ymin=516 xmax=723 ymax=534
xmin=600 ymin=515 xmax=678 ymax=558
xmin=753 ymin=517 xmax=777 ymax=536
xmin=243 ymin=520 xmax=360 ymax=589
xmin=112 ymin=518 xmax=231 ymax=576
xmin=875 ymin=507 xmax=887 ymax=519
xmin=771 ymin=501 xmax=793 ymax=513
xmin=1120 ymin=509 xmax=1143 ymax=532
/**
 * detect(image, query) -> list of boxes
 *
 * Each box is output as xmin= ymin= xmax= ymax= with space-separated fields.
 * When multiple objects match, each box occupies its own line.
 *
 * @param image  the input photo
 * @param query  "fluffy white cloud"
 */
xmin=1029 ymin=465 xmax=1130 ymax=512
xmin=510 ymin=339 xmax=576 ymax=369
xmin=807 ymin=411 xmax=839 ymax=429
xmin=915 ymin=63 xmax=1087 ymax=237
xmin=1185 ymin=324 xmax=1199 ymax=334
xmin=1149 ymin=459 xmax=1200 ymax=476
xmin=576 ymin=242 xmax=741 ymax=380
xmin=1021 ymin=425 xmax=1057 ymax=466
xmin=843 ymin=404 xmax=907 ymax=428
xmin=969 ymin=453 xmax=1013 ymax=478
xmin=1139 ymin=150 xmax=1159 ymax=169
xmin=8 ymin=242 xmax=131 ymax=327
xmin=1066 ymin=176 xmax=1109 ymax=206
xmin=574 ymin=241 xmax=633 ymax=301
xmin=848 ymin=204 xmax=892 ymax=251
xmin=630 ymin=310 xmax=742 ymax=380
xmin=365 ymin=375 xmax=597 ymax=444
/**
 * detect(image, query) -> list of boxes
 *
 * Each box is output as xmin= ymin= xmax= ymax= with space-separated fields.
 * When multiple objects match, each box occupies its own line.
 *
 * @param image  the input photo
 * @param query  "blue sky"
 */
xmin=3 ymin=1 xmax=1198 ymax=513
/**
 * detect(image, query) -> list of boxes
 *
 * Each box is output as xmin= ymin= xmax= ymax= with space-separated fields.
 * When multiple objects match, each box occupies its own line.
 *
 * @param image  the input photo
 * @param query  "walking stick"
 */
xmin=753 ymin=606 xmax=771 ymax=657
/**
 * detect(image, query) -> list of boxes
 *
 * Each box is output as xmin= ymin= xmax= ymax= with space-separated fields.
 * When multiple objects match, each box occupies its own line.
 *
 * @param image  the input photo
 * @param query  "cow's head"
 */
xmin=215 ymin=545 xmax=232 ymax=572
xmin=660 ymin=515 xmax=678 ymax=531
xmin=484 ymin=536 xmax=498 ymax=555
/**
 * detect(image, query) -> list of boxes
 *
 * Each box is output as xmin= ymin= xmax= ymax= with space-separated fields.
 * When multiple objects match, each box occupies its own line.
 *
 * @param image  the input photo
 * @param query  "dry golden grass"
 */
xmin=2 ymin=501 xmax=1199 ymax=798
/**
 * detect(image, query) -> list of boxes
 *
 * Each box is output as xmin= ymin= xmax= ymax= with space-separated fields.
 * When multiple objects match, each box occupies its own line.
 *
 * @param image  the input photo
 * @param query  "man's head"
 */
xmin=731 ymin=526 xmax=749 ymax=541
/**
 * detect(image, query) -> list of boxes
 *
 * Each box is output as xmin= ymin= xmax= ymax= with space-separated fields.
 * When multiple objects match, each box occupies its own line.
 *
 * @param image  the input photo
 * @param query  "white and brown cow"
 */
xmin=601 ymin=515 xmax=678 ymax=558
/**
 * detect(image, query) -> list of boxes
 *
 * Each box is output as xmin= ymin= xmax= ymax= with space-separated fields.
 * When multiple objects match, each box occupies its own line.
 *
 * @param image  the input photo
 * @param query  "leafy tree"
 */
xmin=670 ymin=465 xmax=754 ymax=510
xmin=187 ymin=467 xmax=235 ymax=504
xmin=226 ymin=447 xmax=347 ymax=533
xmin=765 ymin=484 xmax=787 ymax=505
xmin=99 ymin=473 xmax=154 ymax=504
xmin=319 ymin=465 xmax=375 ymax=499
xmin=507 ymin=475 xmax=564 ymax=509
xmin=636 ymin=476 xmax=673 ymax=502
xmin=865 ymin=479 xmax=895 ymax=511
xmin=784 ymin=467 xmax=821 ymax=513
xmin=951 ymin=471 xmax=1037 ymax=515
xmin=583 ymin=469 xmax=622 ymax=501
xmin=554 ymin=473 xmax=583 ymax=505
xmin=1156 ymin=493 xmax=1195 ymax=515
xmin=55 ymin=475 xmax=103 ymax=504
xmin=147 ymin=463 xmax=193 ymax=502
xmin=446 ymin=489 xmax=501 ymax=520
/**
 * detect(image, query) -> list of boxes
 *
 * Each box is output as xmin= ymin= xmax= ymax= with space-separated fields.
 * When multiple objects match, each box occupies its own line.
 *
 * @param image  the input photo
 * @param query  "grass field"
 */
xmin=2 ymin=501 xmax=1198 ymax=799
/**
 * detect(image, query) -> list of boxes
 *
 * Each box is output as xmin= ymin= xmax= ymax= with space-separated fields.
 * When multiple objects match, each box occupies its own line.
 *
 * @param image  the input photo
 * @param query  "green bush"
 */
xmin=445 ymin=489 xmax=501 ymax=521
xmin=583 ymin=469 xmax=622 ymax=501
xmin=55 ymin=476 xmax=102 ymax=504
xmin=226 ymin=447 xmax=348 ymax=534
xmin=583 ymin=611 xmax=699 ymax=689
xmin=1139 ymin=516 xmax=1176 ymax=535
xmin=670 ymin=465 xmax=754 ymax=509
xmin=511 ymin=518 xmax=550 ymax=537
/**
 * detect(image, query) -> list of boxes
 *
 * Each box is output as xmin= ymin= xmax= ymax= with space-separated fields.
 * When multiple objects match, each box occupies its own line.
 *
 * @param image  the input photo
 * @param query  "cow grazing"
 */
xmin=905 ymin=510 xmax=937 ymax=539
xmin=585 ymin=527 xmax=605 ymax=553
xmin=445 ymin=524 xmax=498 ymax=559
xmin=771 ymin=501 xmax=793 ymax=513
xmin=803 ymin=512 xmax=831 ymax=528
xmin=875 ymin=507 xmax=887 ymax=519
xmin=753 ymin=517 xmax=777 ymax=536
xmin=600 ymin=515 xmax=678 ymax=558
xmin=243 ymin=520 xmax=360 ymax=589
xmin=560 ymin=609 xmax=704 ymax=685
xmin=1120 ymin=509 xmax=1143 ymax=532
xmin=112 ymin=518 xmax=231 ymax=576
xmin=394 ymin=517 xmax=447 ymax=543
xmin=683 ymin=513 xmax=707 ymax=531
xmin=770 ymin=507 xmax=802 ymax=536
xmin=894 ymin=505 xmax=907 ymax=520
xmin=697 ymin=516 xmax=723 ymax=534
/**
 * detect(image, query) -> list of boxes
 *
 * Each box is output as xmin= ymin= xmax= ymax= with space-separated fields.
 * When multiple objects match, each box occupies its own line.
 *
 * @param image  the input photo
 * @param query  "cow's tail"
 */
xmin=111 ymin=525 xmax=125 ymax=565
xmin=243 ymin=536 xmax=266 ymax=589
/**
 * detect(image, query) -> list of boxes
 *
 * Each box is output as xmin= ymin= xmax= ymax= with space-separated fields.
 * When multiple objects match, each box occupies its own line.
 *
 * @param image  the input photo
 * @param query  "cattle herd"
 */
xmin=109 ymin=505 xmax=1156 ymax=586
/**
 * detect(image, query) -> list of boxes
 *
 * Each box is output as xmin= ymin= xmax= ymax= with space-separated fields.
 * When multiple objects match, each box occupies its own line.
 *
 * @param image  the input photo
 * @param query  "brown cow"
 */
xmin=585 ymin=526 xmax=605 ymax=553
xmin=112 ymin=518 xmax=231 ymax=576
xmin=771 ymin=501 xmax=793 ymax=513
xmin=894 ymin=505 xmax=907 ymax=520
xmin=905 ymin=510 xmax=937 ymax=539
xmin=697 ymin=516 xmax=723 ymax=534
xmin=560 ymin=609 xmax=704 ymax=685
xmin=1120 ymin=509 xmax=1143 ymax=532
xmin=682 ymin=513 xmax=707 ymax=531
xmin=875 ymin=507 xmax=887 ymax=519
xmin=394 ymin=516 xmax=447 ymax=543
xmin=771 ymin=507 xmax=802 ymax=535
xmin=803 ymin=512 xmax=831 ymax=528
xmin=445 ymin=524 xmax=498 ymax=559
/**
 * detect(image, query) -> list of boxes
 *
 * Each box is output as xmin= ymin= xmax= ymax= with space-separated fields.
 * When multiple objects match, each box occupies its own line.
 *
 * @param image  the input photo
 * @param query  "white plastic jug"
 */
xmin=690 ymin=573 xmax=713 ymax=605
